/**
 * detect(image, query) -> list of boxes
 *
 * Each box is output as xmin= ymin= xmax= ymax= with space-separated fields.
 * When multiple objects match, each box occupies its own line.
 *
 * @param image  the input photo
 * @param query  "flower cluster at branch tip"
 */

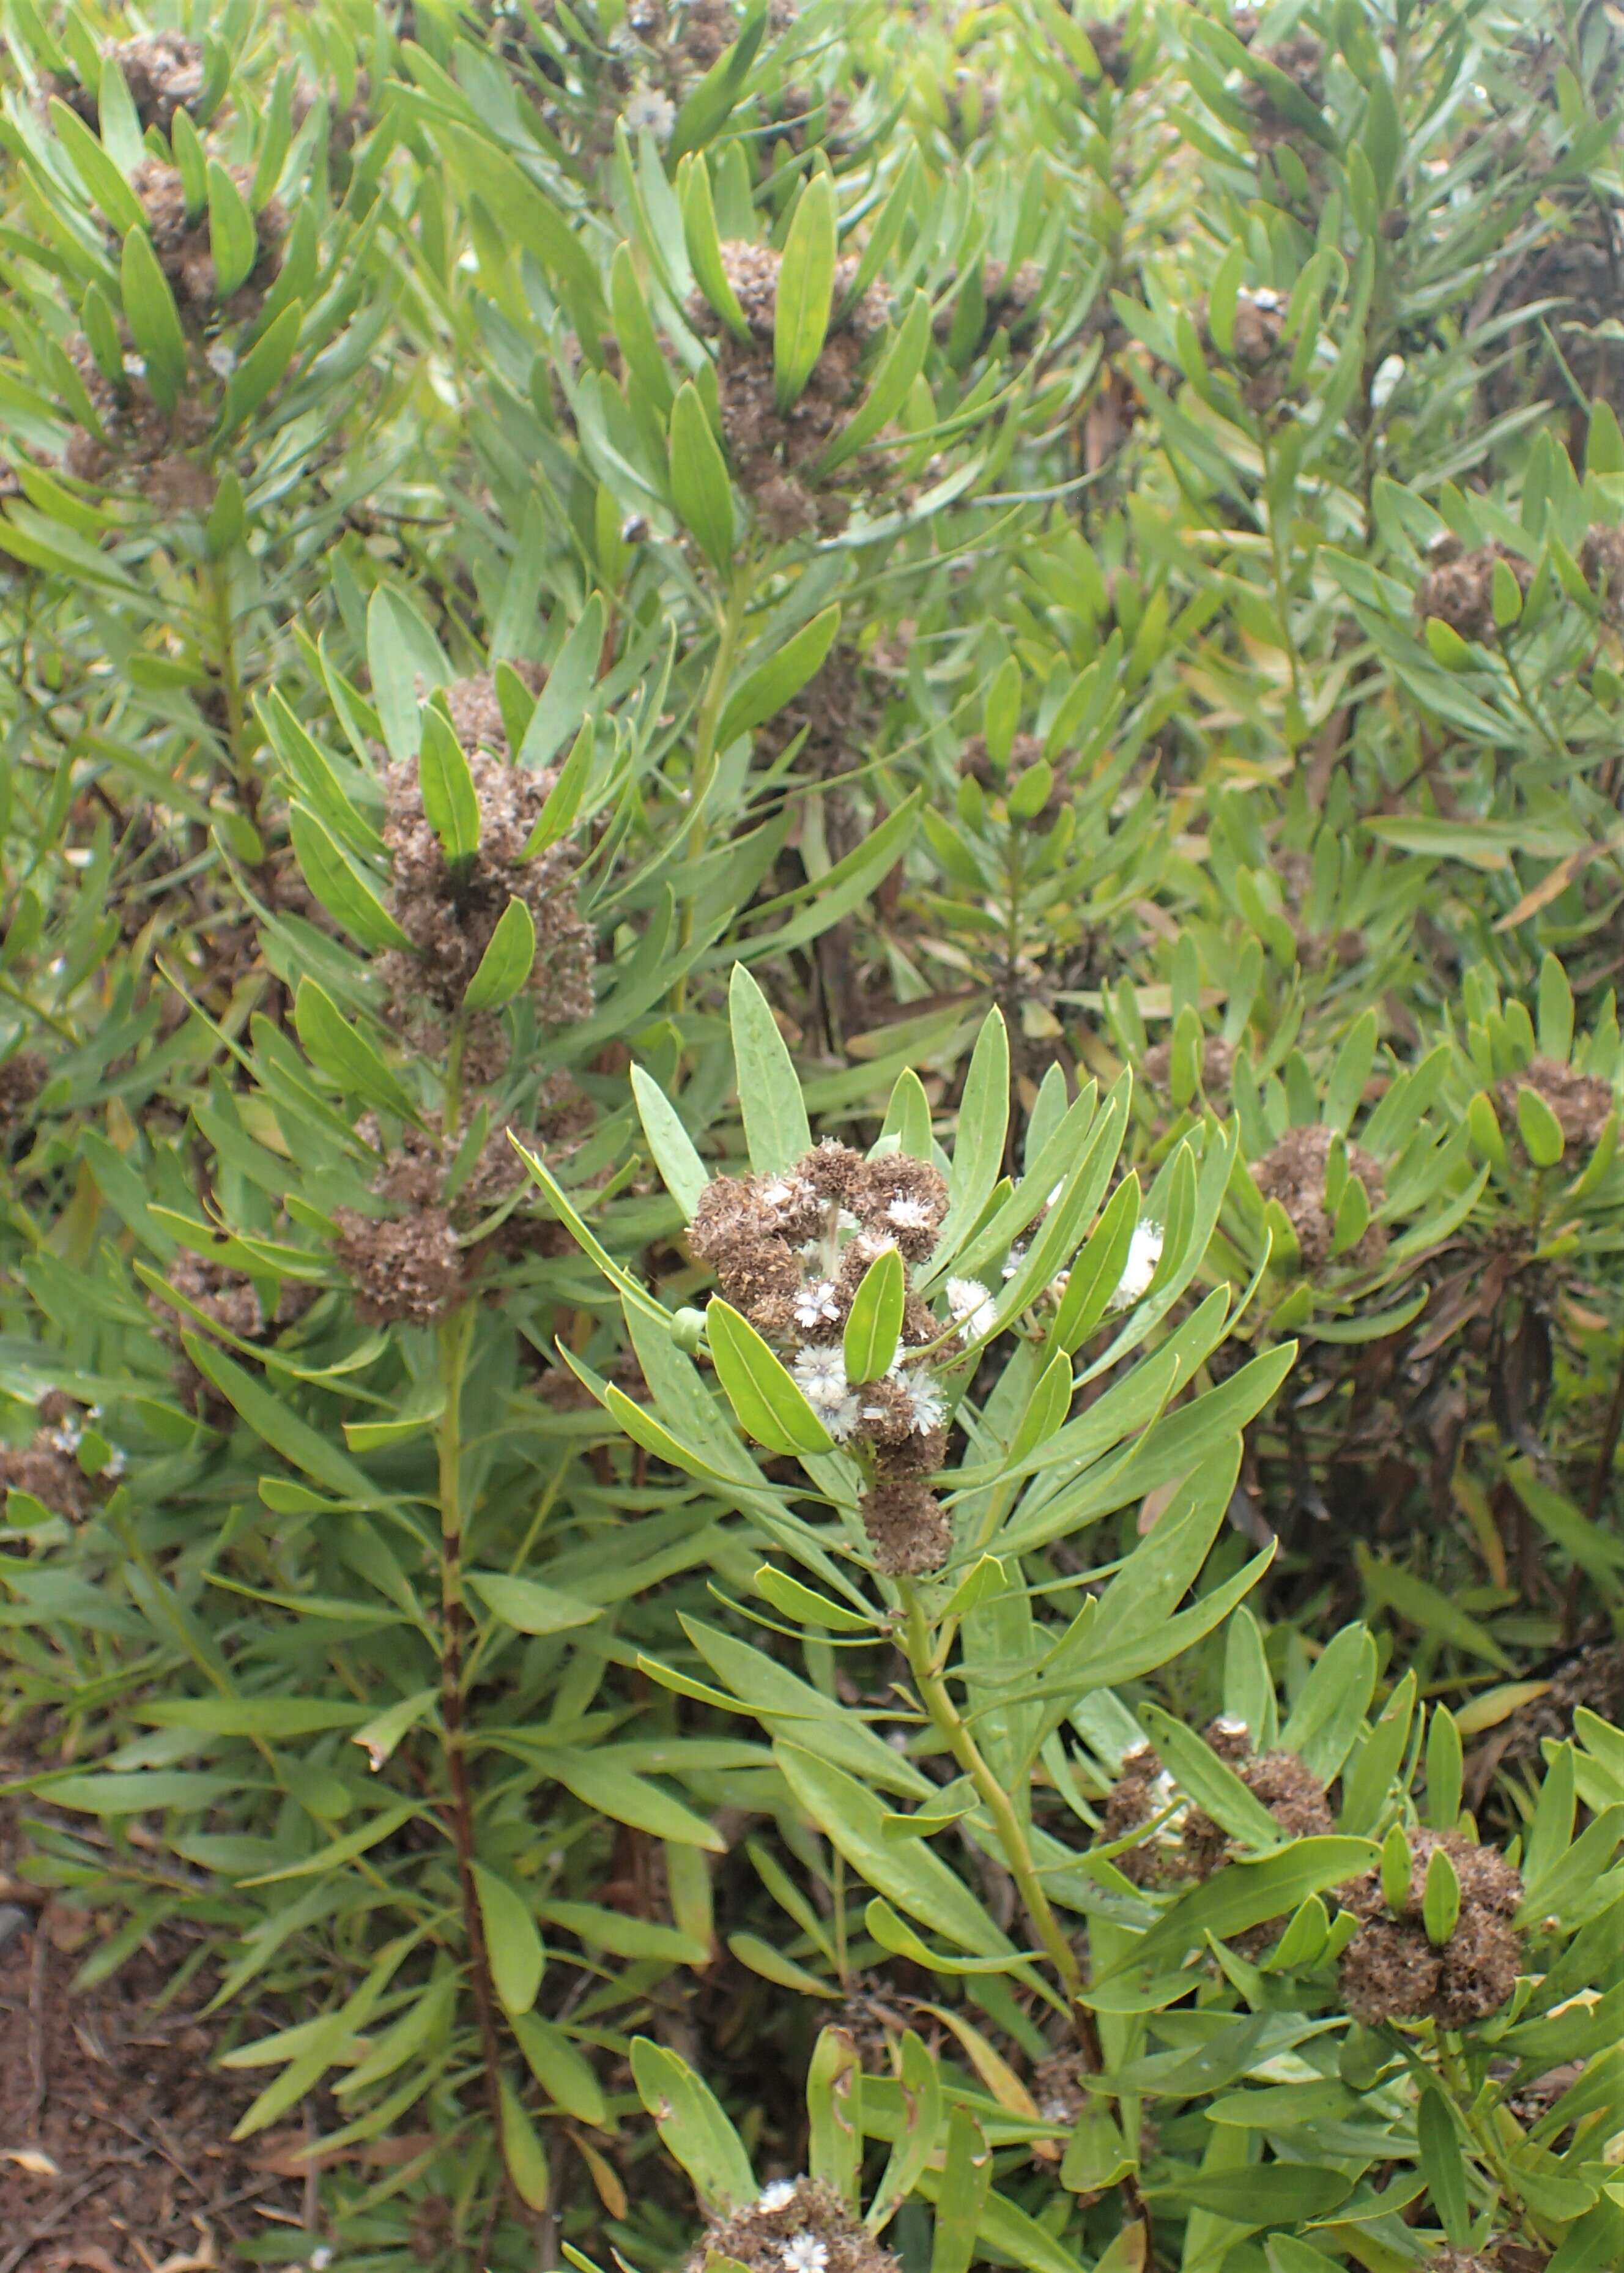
xmin=1338 ymin=1830 xmax=1524 ymax=2029
xmin=688 ymin=1141 xmax=962 ymax=1573
xmin=379 ymin=671 xmax=596 ymax=1053
xmin=687 ymin=242 xmax=894 ymax=538
xmin=686 ymin=2178 xmax=899 ymax=2273
xmin=0 ymin=1392 xmax=123 ymax=1524
xmin=1253 ymin=1122 xmax=1387 ymax=1274
xmin=1104 ymin=1721 xmax=1332 ymax=1926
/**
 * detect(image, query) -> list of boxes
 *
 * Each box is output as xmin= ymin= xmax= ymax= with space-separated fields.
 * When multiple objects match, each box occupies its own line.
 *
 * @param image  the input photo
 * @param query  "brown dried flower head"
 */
xmin=131 ymin=161 xmax=286 ymax=322
xmin=688 ymin=2178 xmax=900 ymax=2273
xmin=1102 ymin=1743 xmax=1192 ymax=1889
xmin=380 ymin=684 xmax=595 ymax=1028
xmin=1581 ymin=523 xmax=1624 ymax=625
xmin=858 ymin=1475 xmax=951 ymax=1574
xmin=45 ymin=34 xmax=205 ymax=136
xmin=1494 ymin=1057 xmax=1614 ymax=1156
xmin=334 ymin=1207 xmax=464 ymax=1329
xmin=1252 ymin=1122 xmax=1387 ymax=1274
xmin=64 ymin=333 xmax=213 ymax=488
xmin=0 ymin=1395 xmax=113 ymax=1525
xmin=0 ymin=1050 xmax=46 ymax=1140
xmin=1181 ymin=1736 xmax=1333 ymax=1881
xmin=1415 ymin=542 xmax=1532 ymax=645
xmin=687 ymin=242 xmax=893 ymax=536
xmin=1138 ymin=1036 xmax=1236 ymax=1098
xmin=1338 ymin=1829 xmax=1524 ymax=2029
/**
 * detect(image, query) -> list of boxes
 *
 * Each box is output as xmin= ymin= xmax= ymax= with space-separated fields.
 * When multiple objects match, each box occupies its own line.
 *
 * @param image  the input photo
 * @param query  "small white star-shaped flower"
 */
xmin=757 ymin=2181 xmax=798 ymax=2214
xmin=884 ymin=1196 xmax=934 ymax=1231
xmin=946 ymin=1277 xmax=997 ymax=1338
xmin=782 ymin=2239 xmax=828 ymax=2273
xmin=793 ymin=1280 xmax=841 ymax=1330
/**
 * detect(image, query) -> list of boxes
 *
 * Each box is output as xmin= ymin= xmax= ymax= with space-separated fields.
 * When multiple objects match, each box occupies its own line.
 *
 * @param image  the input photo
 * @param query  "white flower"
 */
xmin=1110 ymin=1218 xmax=1163 ymax=1311
xmin=946 ymin=1277 xmax=997 ymax=1338
xmin=884 ymin=1197 xmax=933 ymax=1231
xmin=623 ymin=83 xmax=676 ymax=141
xmin=48 ymin=1419 xmax=82 ymax=1456
xmin=757 ymin=2182 xmax=798 ymax=2214
xmin=1212 ymin=1716 xmax=1250 ymax=1740
xmin=792 ymin=1346 xmax=850 ymax=1409
xmin=101 ymin=1446 xmax=126 ymax=1480
xmin=206 ymin=341 xmax=236 ymax=379
xmin=793 ymin=1279 xmax=840 ymax=1330
xmin=782 ymin=2241 xmax=828 ymax=2273
xmin=1001 ymin=1241 xmax=1026 ymax=1281
xmin=792 ymin=1348 xmax=860 ymax=1439
xmin=894 ymin=1367 xmax=945 ymax=1434
xmin=761 ymin=1175 xmax=812 ymax=1218
xmin=836 ymin=1207 xmax=861 ymax=1233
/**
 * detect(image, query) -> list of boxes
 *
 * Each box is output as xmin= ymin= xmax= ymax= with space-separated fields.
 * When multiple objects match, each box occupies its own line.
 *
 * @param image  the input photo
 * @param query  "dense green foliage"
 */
xmin=2 ymin=1 xmax=1623 ymax=2267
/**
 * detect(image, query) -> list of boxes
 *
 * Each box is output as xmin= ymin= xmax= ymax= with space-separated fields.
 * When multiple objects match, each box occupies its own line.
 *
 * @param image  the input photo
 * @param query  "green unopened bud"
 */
xmin=1380 ymin=1820 xmax=1412 ymax=1914
xmin=671 ymin=1306 xmax=706 ymax=1353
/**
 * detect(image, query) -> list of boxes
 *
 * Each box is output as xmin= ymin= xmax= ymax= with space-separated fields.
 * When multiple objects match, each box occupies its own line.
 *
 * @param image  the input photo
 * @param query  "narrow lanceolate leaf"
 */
xmin=1423 ymin=1844 xmax=1461 ymax=1946
xmin=629 ymin=2039 xmax=756 ymax=2214
xmin=729 ymin=962 xmax=811 ymax=1174
xmin=473 ymin=1864 xmax=546 ymax=2015
xmin=669 ymin=381 xmax=735 ymax=570
xmin=287 ymin=806 xmax=412 ymax=953
xmin=1098 ymin=1838 xmax=1381 ymax=1976
xmin=716 ymin=604 xmax=842 ymax=749
xmin=206 ymin=158 xmax=258 ymax=299
xmin=48 ymin=100 xmax=147 ymax=234
xmin=417 ymin=702 xmax=481 ymax=862
xmin=775 ymin=172 xmax=839 ymax=409
xmin=707 ymin=1298 xmax=834 ymax=1457
xmin=119 ymin=226 xmax=188 ymax=412
xmin=631 ymin=1065 xmax=710 ymax=1220
xmin=844 ymin=1247 xmax=905 ymax=1384
xmin=1005 ymin=1349 xmax=1073 ymax=1467
xmin=293 ymin=979 xmax=417 ymax=1121
xmin=462 ymin=896 xmax=536 ymax=1012
xmin=499 ymin=2076 xmax=551 ymax=2210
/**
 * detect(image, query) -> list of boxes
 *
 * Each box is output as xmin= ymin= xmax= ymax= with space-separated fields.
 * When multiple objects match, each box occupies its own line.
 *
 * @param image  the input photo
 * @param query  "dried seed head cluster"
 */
xmin=1031 ymin=2047 xmax=1089 ymax=2125
xmin=333 ymin=1207 xmax=464 ymax=1329
xmin=379 ymin=676 xmax=595 ymax=1030
xmin=45 ymin=34 xmax=206 ymax=136
xmin=1338 ymin=1829 xmax=1524 ymax=2029
xmin=1497 ymin=1640 xmax=1624 ymax=1764
xmin=1252 ymin=1123 xmax=1387 ymax=1274
xmin=131 ymin=161 xmax=286 ymax=322
xmin=959 ymin=731 xmax=1066 ymax=821
xmin=688 ymin=2178 xmax=900 ymax=2273
xmin=0 ymin=1050 xmax=45 ymax=1141
xmin=1103 ymin=1726 xmax=1332 ymax=1903
xmin=64 ymin=335 xmax=213 ymax=490
xmin=1415 ymin=540 xmax=1533 ymax=645
xmin=688 ymin=242 xmax=892 ymax=538
xmin=1138 ymin=1036 xmax=1236 ymax=1097
xmin=1495 ymin=1057 xmax=1615 ymax=1155
xmin=1199 ymin=288 xmax=1291 ymax=411
xmin=688 ymin=1141 xmax=962 ymax=1571
xmin=1581 ymin=523 xmax=1624 ymax=625
xmin=154 ymin=1251 xmax=317 ymax=1419
xmin=0 ymin=1394 xmax=114 ymax=1524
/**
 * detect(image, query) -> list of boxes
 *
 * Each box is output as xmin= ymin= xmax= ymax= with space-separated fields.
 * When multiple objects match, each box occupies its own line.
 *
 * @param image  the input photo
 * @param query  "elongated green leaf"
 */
xmin=729 ymin=962 xmax=811 ymax=1173
xmin=630 ymin=2039 xmax=756 ymax=2212
xmin=473 ymin=1864 xmax=545 ymax=2015
xmin=632 ymin=1066 xmax=710 ymax=1219
xmin=670 ymin=380 xmax=735 ymax=569
xmin=499 ymin=2077 xmax=551 ymax=2209
xmin=417 ymin=702 xmax=481 ymax=862
xmin=708 ymin=1297 xmax=834 ymax=1456
xmin=48 ymin=98 xmax=146 ymax=232
xmin=120 ymin=226 xmax=187 ymax=411
xmin=206 ymin=158 xmax=257 ymax=299
xmin=294 ymin=979 xmax=417 ymax=1120
xmin=717 ymin=604 xmax=842 ymax=749
xmin=775 ymin=172 xmax=838 ymax=409
xmin=513 ymin=2011 xmax=607 ymax=2126
xmin=462 ymin=895 xmax=535 ymax=1012
xmin=288 ymin=806 xmax=411 ymax=952
xmin=180 ymin=1333 xmax=379 ymax=1500
xmin=777 ymin=1745 xmax=1018 ymax=1959
xmin=464 ymin=1571 xmax=601 ymax=1636
xmin=844 ymin=1247 xmax=905 ymax=1384
xmin=547 ymin=1748 xmax=723 ymax=1852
